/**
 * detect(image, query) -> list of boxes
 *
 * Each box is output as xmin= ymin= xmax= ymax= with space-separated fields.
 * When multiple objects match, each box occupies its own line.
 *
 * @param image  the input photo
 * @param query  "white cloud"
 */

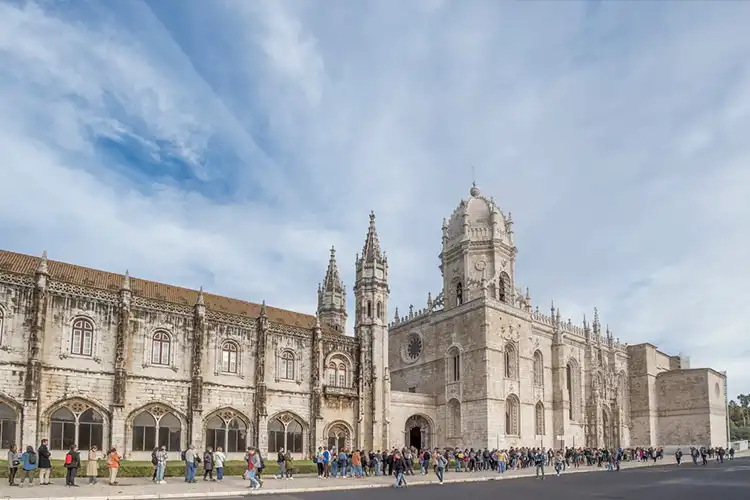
xmin=1 ymin=0 xmax=749 ymax=398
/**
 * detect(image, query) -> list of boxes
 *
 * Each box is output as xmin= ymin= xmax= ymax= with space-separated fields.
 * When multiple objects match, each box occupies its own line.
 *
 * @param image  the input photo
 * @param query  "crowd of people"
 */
xmin=5 ymin=441 xmax=739 ymax=489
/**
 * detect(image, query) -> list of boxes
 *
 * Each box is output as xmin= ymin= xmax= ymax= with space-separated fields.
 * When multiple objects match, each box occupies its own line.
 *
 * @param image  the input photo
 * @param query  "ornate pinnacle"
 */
xmin=196 ymin=286 xmax=205 ymax=306
xmin=37 ymin=250 xmax=49 ymax=275
xmin=314 ymin=312 xmax=321 ymax=330
xmin=260 ymin=300 xmax=268 ymax=318
xmin=427 ymin=292 xmax=433 ymax=309
xmin=122 ymin=270 xmax=130 ymax=291
xmin=394 ymin=307 xmax=399 ymax=321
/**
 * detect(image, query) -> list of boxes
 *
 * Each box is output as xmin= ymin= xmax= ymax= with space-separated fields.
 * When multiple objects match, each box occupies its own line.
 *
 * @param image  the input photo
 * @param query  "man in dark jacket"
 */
xmin=394 ymin=452 xmax=407 ymax=488
xmin=38 ymin=439 xmax=52 ymax=485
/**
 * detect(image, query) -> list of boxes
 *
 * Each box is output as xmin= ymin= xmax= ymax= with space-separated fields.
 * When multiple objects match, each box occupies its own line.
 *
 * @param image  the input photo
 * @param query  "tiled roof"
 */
xmin=0 ymin=249 xmax=317 ymax=329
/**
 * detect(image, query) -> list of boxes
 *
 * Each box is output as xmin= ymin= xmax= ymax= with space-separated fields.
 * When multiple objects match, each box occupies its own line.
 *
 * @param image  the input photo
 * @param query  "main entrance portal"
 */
xmin=409 ymin=426 xmax=422 ymax=450
xmin=405 ymin=414 xmax=432 ymax=450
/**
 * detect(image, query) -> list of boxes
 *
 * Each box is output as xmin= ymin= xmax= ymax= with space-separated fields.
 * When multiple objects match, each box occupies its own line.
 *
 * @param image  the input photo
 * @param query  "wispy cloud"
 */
xmin=1 ymin=0 xmax=749 ymax=397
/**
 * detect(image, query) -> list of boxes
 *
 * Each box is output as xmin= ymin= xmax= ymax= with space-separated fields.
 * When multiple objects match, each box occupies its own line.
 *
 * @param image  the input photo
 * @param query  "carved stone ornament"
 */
xmin=501 ymin=259 xmax=507 ymax=268
xmin=279 ymin=413 xmax=293 ymax=425
xmin=475 ymin=260 xmax=486 ymax=271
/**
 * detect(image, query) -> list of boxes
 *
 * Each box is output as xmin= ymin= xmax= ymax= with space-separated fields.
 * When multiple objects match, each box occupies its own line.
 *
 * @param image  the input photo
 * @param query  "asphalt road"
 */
xmin=233 ymin=457 xmax=750 ymax=500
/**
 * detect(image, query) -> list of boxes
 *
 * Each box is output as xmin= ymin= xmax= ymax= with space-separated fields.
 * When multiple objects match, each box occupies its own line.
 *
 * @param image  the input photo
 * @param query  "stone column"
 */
xmin=254 ymin=302 xmax=269 ymax=451
xmin=309 ymin=316 xmax=323 ymax=456
xmin=112 ymin=272 xmax=131 ymax=454
xmin=189 ymin=289 xmax=206 ymax=447
xmin=23 ymin=252 xmax=49 ymax=447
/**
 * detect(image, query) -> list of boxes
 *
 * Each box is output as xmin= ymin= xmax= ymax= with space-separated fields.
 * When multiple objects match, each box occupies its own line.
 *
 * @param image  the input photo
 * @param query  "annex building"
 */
xmin=0 ymin=184 xmax=728 ymax=459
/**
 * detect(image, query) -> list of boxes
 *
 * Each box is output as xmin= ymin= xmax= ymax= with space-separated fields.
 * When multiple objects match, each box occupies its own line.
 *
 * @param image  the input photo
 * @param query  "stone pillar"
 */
xmin=24 ymin=252 xmax=49 ymax=447
xmin=110 ymin=406 xmax=126 ymax=455
xmin=255 ymin=302 xmax=269 ymax=451
xmin=309 ymin=316 xmax=323 ymax=456
xmin=190 ymin=289 xmax=206 ymax=448
xmin=550 ymin=306 xmax=567 ymax=446
xmin=22 ymin=400 xmax=39 ymax=448
xmin=112 ymin=272 xmax=131 ymax=454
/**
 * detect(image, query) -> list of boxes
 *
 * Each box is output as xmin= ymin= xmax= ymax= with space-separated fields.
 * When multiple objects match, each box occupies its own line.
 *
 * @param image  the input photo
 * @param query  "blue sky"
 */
xmin=1 ymin=0 xmax=749 ymax=397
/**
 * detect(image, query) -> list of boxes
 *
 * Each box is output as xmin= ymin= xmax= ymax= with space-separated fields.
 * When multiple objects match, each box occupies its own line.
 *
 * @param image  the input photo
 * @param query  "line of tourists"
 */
xmin=674 ymin=446 xmax=734 ymax=465
xmin=6 ymin=440 xmax=123 ymax=487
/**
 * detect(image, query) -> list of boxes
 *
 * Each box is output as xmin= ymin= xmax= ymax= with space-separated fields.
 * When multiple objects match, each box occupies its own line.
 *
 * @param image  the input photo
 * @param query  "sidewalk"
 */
xmin=1 ymin=454 xmax=745 ymax=500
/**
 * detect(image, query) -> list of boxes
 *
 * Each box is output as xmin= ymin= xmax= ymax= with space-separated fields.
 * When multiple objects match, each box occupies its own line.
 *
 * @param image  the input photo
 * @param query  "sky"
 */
xmin=1 ymin=0 xmax=748 ymax=398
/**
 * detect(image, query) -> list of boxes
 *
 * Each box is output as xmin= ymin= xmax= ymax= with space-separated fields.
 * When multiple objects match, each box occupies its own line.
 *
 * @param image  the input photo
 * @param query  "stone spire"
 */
xmin=318 ymin=246 xmax=347 ymax=333
xmin=122 ymin=270 xmax=130 ymax=291
xmin=361 ymin=211 xmax=384 ymax=263
xmin=196 ymin=286 xmax=205 ymax=306
xmin=593 ymin=307 xmax=601 ymax=336
xmin=37 ymin=250 xmax=48 ymax=275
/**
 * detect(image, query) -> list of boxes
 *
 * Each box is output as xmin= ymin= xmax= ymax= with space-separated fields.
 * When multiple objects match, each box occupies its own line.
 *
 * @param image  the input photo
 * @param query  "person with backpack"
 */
xmin=284 ymin=449 xmax=294 ymax=479
xmin=155 ymin=446 xmax=168 ymax=484
xmin=18 ymin=445 xmax=38 ymax=487
xmin=151 ymin=447 xmax=159 ymax=482
xmin=276 ymin=447 xmax=285 ymax=479
xmin=37 ymin=439 xmax=52 ymax=485
xmin=435 ymin=450 xmax=448 ymax=484
xmin=86 ymin=445 xmax=101 ymax=484
xmin=64 ymin=444 xmax=81 ymax=486
xmin=107 ymin=447 xmax=121 ymax=485
xmin=246 ymin=447 xmax=261 ymax=489
xmin=7 ymin=444 xmax=20 ymax=486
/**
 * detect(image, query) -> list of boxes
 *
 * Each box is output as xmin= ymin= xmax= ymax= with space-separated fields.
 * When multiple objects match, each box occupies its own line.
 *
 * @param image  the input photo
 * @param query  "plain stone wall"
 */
xmin=656 ymin=369 xmax=710 ymax=446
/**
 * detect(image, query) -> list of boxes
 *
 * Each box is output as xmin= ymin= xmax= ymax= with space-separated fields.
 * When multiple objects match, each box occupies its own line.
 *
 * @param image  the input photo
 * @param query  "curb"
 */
xmin=4 ymin=456 xmax=746 ymax=500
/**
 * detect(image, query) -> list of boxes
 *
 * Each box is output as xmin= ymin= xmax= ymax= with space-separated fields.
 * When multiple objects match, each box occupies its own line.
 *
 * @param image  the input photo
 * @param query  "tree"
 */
xmin=736 ymin=394 xmax=750 ymax=428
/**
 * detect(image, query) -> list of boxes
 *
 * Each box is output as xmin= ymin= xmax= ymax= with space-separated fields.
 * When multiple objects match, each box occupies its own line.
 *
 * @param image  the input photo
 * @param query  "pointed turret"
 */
xmin=122 ymin=270 xmax=130 ymax=291
xmin=196 ymin=286 xmax=205 ymax=306
xmin=318 ymin=246 xmax=347 ymax=333
xmin=37 ymin=250 xmax=49 ymax=275
xmin=361 ymin=211 xmax=384 ymax=263
xmin=592 ymin=307 xmax=601 ymax=336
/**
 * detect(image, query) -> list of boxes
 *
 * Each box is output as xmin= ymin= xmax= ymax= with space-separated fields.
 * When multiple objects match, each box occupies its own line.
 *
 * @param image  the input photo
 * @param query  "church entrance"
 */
xmin=404 ymin=414 xmax=432 ymax=450
xmin=409 ymin=426 xmax=422 ymax=450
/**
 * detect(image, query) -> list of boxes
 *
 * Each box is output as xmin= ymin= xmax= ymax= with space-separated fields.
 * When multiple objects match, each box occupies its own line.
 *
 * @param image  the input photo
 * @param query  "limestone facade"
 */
xmin=0 ymin=185 xmax=727 ymax=458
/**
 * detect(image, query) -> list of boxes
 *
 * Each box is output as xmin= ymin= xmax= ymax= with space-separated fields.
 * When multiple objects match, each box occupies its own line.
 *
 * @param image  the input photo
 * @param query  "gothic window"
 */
xmin=376 ymin=301 xmax=382 ymax=319
xmin=499 ymin=272 xmax=511 ymax=303
xmin=498 ymin=276 xmax=506 ymax=302
xmin=0 ymin=402 xmax=17 ymax=449
xmin=535 ymin=401 xmax=545 ymax=435
xmin=221 ymin=341 xmax=239 ymax=374
xmin=456 ymin=283 xmax=463 ymax=306
xmin=280 ymin=350 xmax=295 ymax=380
xmin=504 ymin=343 xmax=518 ymax=379
xmin=326 ymin=355 xmax=351 ymax=387
xmin=447 ymin=399 xmax=461 ymax=437
xmin=533 ymin=350 xmax=544 ymax=386
xmin=151 ymin=331 xmax=171 ymax=366
xmin=71 ymin=318 xmax=94 ymax=356
xmin=132 ymin=407 xmax=182 ymax=452
xmin=367 ymin=301 xmax=372 ymax=318
xmin=205 ymin=413 xmax=248 ymax=453
xmin=505 ymin=395 xmax=520 ymax=436
xmin=327 ymin=423 xmax=350 ymax=450
xmin=267 ymin=414 xmax=304 ymax=454
xmin=447 ymin=347 xmax=461 ymax=382
xmin=49 ymin=403 xmax=105 ymax=451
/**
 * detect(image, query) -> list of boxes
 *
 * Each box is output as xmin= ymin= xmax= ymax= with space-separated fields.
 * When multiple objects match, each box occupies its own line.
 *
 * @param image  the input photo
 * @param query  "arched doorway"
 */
xmin=404 ymin=415 xmax=432 ymax=450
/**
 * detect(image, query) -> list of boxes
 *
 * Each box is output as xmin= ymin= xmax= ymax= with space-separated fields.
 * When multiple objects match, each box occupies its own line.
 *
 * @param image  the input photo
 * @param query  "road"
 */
xmin=235 ymin=458 xmax=750 ymax=500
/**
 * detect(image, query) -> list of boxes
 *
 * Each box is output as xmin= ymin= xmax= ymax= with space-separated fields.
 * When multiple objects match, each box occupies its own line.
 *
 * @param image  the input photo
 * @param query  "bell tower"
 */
xmin=353 ymin=211 xmax=391 ymax=451
xmin=317 ymin=246 xmax=347 ymax=333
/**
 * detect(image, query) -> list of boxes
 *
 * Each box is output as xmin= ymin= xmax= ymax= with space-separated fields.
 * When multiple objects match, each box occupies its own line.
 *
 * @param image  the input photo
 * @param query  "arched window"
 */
xmin=78 ymin=408 xmax=104 ymax=451
xmin=447 ymin=399 xmax=461 ymax=437
xmin=376 ymin=301 xmax=382 ymax=319
xmin=535 ymin=401 xmax=545 ymax=435
xmin=367 ymin=301 xmax=372 ymax=318
xmin=206 ymin=413 xmax=248 ymax=452
xmin=221 ymin=341 xmax=239 ymax=374
xmin=49 ymin=403 xmax=105 ymax=451
xmin=498 ymin=276 xmax=506 ymax=302
xmin=456 ymin=283 xmax=463 ymax=305
xmin=132 ymin=408 xmax=182 ymax=452
xmin=499 ymin=272 xmax=511 ymax=303
xmin=0 ymin=402 xmax=17 ymax=449
xmin=533 ymin=351 xmax=544 ymax=386
xmin=505 ymin=395 xmax=519 ymax=436
xmin=326 ymin=355 xmax=351 ymax=388
xmin=504 ymin=343 xmax=517 ymax=379
xmin=151 ymin=331 xmax=171 ymax=366
xmin=71 ymin=318 xmax=94 ymax=356
xmin=447 ymin=347 xmax=460 ymax=382
xmin=267 ymin=414 xmax=304 ymax=454
xmin=280 ymin=351 xmax=295 ymax=380
xmin=327 ymin=424 xmax=350 ymax=450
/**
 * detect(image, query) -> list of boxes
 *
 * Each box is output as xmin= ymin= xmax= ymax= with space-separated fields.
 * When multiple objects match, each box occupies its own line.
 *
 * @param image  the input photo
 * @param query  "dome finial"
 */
xmin=469 ymin=181 xmax=480 ymax=197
